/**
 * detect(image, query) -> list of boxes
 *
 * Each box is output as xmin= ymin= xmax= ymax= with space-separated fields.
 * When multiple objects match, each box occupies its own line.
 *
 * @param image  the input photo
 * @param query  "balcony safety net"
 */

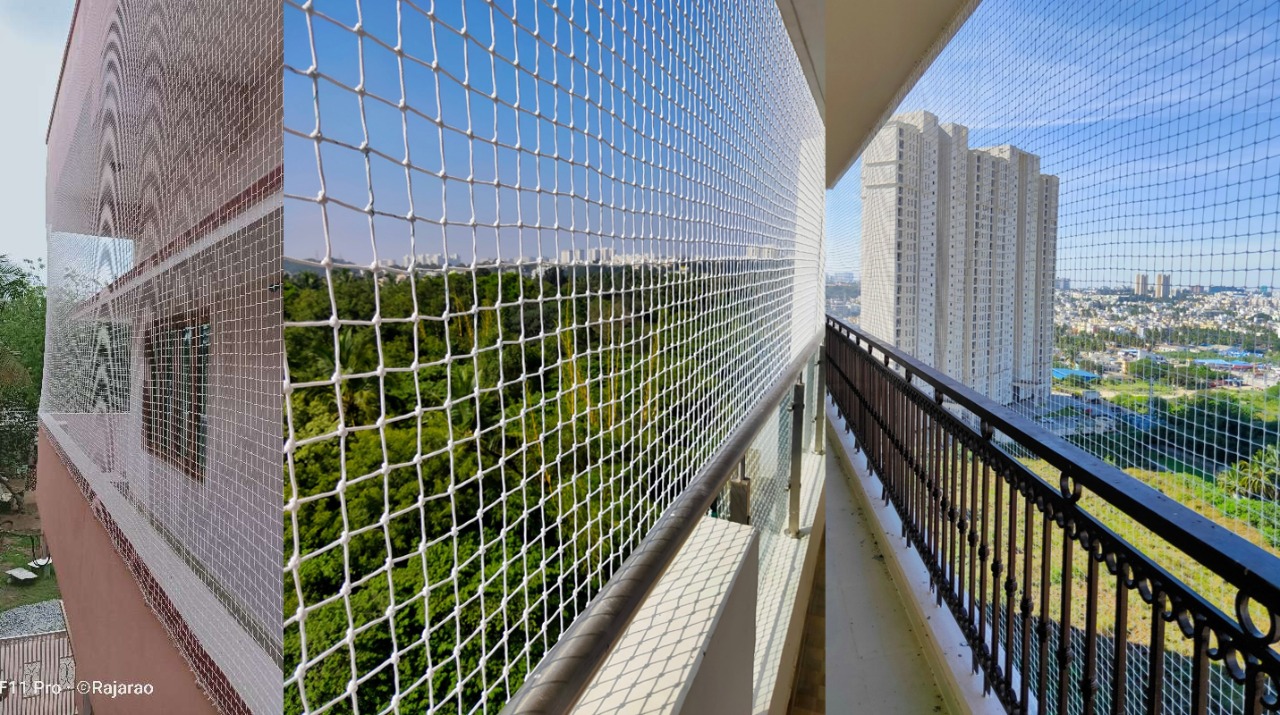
xmin=281 ymin=0 xmax=823 ymax=712
xmin=828 ymin=0 xmax=1280 ymax=712
xmin=41 ymin=0 xmax=284 ymax=713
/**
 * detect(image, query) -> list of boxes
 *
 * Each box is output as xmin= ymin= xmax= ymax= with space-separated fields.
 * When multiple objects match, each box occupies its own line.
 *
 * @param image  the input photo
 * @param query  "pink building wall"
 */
xmin=38 ymin=429 xmax=218 ymax=715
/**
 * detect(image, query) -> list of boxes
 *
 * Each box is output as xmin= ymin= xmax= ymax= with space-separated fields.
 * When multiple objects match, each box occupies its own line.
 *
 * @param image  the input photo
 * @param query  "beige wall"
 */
xmin=826 ymin=0 xmax=979 ymax=187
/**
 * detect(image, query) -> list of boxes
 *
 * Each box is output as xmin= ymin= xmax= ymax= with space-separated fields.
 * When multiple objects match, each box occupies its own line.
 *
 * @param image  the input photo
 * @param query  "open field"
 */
xmin=1093 ymin=379 xmax=1186 ymax=398
xmin=998 ymin=457 xmax=1276 ymax=660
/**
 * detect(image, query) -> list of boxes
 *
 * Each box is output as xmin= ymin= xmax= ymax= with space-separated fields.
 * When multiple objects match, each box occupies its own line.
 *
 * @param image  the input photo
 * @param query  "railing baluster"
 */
xmin=968 ymin=441 xmax=979 ymax=650
xmin=936 ymin=411 xmax=945 ymax=580
xmin=1037 ymin=514 xmax=1052 ymax=712
xmin=998 ymin=473 xmax=1018 ymax=700
xmin=906 ymin=389 xmax=915 ymax=537
xmin=876 ymin=351 xmax=883 ymax=474
xmin=896 ymin=381 xmax=905 ymax=527
xmin=1190 ymin=616 xmax=1209 ymax=715
xmin=1147 ymin=592 xmax=1165 ymax=715
xmin=870 ymin=352 xmax=878 ymax=477
xmin=918 ymin=396 xmax=925 ymax=547
xmin=916 ymin=392 xmax=925 ymax=553
xmin=980 ymin=450 xmax=992 ymax=692
xmin=992 ymin=456 xmax=1005 ymax=689
xmin=891 ymin=380 xmax=900 ymax=514
xmin=1111 ymin=565 xmax=1128 ymax=715
xmin=914 ymin=392 xmax=921 ymax=544
xmin=920 ymin=400 xmax=930 ymax=571
xmin=1083 ymin=537 xmax=1099 ymax=715
xmin=931 ymin=396 xmax=942 ymax=570
xmin=948 ymin=426 xmax=958 ymax=596
xmin=883 ymin=361 xmax=891 ymax=499
xmin=939 ymin=407 xmax=951 ymax=608
xmin=1244 ymin=657 xmax=1264 ymax=715
xmin=888 ymin=370 xmax=896 ymax=497
xmin=1057 ymin=519 xmax=1074 ymax=715
xmin=958 ymin=438 xmax=970 ymax=625
xmin=1018 ymin=480 xmax=1029 ymax=711
xmin=931 ymin=405 xmax=941 ymax=582
xmin=879 ymin=356 xmax=887 ymax=494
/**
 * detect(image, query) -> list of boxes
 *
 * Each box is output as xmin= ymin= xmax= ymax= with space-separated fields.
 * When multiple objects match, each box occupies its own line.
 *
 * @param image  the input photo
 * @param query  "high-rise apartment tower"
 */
xmin=861 ymin=111 xmax=1059 ymax=405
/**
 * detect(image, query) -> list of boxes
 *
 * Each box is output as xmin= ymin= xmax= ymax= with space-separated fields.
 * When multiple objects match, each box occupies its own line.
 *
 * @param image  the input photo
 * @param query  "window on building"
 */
xmin=92 ymin=322 xmax=132 ymax=413
xmin=143 ymin=316 xmax=211 ymax=480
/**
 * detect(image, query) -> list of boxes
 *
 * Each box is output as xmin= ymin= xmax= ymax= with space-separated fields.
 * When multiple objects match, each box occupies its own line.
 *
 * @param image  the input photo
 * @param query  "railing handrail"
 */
xmin=502 ymin=331 xmax=824 ymax=714
xmin=826 ymin=315 xmax=1280 ymax=613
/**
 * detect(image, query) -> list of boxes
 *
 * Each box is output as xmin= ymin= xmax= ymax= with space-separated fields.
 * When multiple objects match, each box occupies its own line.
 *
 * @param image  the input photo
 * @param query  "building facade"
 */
xmin=1135 ymin=273 xmax=1150 ymax=296
xmin=1155 ymin=273 xmax=1173 ymax=299
xmin=40 ymin=0 xmax=282 ymax=712
xmin=861 ymin=111 xmax=1059 ymax=405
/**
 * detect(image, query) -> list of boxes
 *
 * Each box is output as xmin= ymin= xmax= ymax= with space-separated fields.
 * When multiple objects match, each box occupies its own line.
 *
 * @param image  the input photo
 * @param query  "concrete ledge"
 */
xmin=766 ymin=486 xmax=825 ymax=715
xmin=572 ymin=517 xmax=759 ymax=715
xmin=826 ymin=402 xmax=1005 ymax=715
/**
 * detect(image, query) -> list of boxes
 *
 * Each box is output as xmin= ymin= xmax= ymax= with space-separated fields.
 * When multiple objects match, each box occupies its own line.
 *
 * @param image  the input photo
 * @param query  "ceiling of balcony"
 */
xmin=776 ymin=0 xmax=825 ymax=117
xmin=815 ymin=0 xmax=980 ymax=187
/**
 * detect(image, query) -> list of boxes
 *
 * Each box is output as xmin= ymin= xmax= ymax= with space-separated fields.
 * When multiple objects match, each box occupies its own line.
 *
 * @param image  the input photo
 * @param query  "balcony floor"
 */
xmin=826 ymin=445 xmax=951 ymax=714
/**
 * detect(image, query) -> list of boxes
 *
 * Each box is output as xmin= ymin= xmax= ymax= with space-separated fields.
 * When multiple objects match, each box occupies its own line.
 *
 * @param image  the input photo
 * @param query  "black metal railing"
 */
xmin=825 ymin=316 xmax=1280 ymax=715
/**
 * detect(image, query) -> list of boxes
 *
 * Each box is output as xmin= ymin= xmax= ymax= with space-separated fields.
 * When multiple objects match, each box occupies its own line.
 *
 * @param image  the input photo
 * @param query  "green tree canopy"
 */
xmin=0 ymin=256 xmax=45 ymax=478
xmin=1218 ymin=445 xmax=1280 ymax=501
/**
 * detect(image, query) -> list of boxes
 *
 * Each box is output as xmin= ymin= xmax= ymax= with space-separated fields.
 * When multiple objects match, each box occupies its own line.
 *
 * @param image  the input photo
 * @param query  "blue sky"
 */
xmin=289 ymin=0 xmax=1280 ymax=289
xmin=283 ymin=0 xmax=652 ymax=265
xmin=828 ymin=0 xmax=1280 ymax=291
xmin=0 ymin=0 xmax=76 ymax=277
xmin=11 ymin=0 xmax=1275 ymax=292
xmin=283 ymin=0 xmax=819 ymax=267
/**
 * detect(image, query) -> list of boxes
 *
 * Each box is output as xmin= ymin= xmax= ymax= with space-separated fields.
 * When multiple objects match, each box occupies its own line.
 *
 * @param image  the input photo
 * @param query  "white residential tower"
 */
xmin=860 ymin=111 xmax=1059 ymax=405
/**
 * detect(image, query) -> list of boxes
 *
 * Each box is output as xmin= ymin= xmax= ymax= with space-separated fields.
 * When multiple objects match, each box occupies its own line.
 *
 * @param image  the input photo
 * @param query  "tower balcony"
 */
xmin=824 ymin=315 xmax=1280 ymax=715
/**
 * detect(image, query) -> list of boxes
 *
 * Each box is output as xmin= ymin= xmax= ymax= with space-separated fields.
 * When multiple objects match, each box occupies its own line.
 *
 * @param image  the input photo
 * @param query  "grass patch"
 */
xmin=1096 ymin=379 xmax=1180 ymax=396
xmin=1153 ymin=454 xmax=1213 ymax=480
xmin=1219 ymin=388 xmax=1280 ymax=422
xmin=0 ymin=535 xmax=59 ymax=612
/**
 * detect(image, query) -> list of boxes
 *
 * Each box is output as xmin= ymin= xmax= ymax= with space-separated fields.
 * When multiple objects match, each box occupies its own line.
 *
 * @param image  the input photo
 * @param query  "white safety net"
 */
xmin=282 ymin=0 xmax=823 ymax=712
xmin=41 ymin=0 xmax=283 ymax=712
xmin=828 ymin=0 xmax=1280 ymax=712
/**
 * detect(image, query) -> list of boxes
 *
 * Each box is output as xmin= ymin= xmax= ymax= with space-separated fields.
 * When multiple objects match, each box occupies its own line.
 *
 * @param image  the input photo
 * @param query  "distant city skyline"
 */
xmin=830 ymin=270 xmax=1271 ymax=295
